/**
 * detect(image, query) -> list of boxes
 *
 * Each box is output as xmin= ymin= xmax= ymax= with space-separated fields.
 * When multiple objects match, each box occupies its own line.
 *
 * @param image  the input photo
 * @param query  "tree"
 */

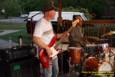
xmin=55 ymin=0 xmax=108 ymax=19
xmin=72 ymin=0 xmax=108 ymax=18
xmin=0 ymin=0 xmax=21 ymax=17
xmin=18 ymin=0 xmax=50 ymax=13
xmin=0 ymin=0 xmax=111 ymax=18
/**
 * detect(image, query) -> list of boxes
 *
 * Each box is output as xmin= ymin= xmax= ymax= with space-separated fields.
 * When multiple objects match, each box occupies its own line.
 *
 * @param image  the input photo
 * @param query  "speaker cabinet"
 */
xmin=0 ymin=57 xmax=40 ymax=77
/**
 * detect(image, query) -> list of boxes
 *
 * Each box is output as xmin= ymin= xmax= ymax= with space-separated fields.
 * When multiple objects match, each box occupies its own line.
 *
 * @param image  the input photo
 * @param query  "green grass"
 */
xmin=0 ymin=22 xmax=32 ymax=45
xmin=0 ymin=29 xmax=32 ymax=44
xmin=0 ymin=22 xmax=26 ymax=30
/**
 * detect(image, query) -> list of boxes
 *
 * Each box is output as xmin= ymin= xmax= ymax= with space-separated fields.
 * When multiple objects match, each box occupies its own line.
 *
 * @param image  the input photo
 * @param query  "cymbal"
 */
xmin=101 ymin=31 xmax=115 ymax=37
xmin=86 ymin=36 xmax=101 ymax=43
xmin=61 ymin=36 xmax=101 ymax=44
xmin=86 ymin=36 xmax=100 ymax=41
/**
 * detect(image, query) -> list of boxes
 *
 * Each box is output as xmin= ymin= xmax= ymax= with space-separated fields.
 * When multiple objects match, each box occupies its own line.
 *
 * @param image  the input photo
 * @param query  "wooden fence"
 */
xmin=84 ymin=20 xmax=115 ymax=37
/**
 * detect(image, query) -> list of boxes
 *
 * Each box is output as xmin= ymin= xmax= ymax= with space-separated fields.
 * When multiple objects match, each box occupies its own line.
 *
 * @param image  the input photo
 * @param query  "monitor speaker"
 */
xmin=0 ymin=57 xmax=40 ymax=77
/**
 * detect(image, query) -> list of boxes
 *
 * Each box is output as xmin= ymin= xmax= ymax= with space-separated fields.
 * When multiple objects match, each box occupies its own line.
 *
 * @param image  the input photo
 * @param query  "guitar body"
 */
xmin=39 ymin=49 xmax=50 ymax=68
xmin=39 ymin=36 xmax=57 ymax=68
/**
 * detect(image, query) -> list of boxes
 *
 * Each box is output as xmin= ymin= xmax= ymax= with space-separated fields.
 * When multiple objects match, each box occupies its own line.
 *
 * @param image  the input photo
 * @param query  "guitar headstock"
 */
xmin=72 ymin=19 xmax=80 ymax=27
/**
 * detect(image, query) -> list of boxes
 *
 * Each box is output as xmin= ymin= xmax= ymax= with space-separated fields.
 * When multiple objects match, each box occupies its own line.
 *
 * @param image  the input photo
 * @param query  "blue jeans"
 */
xmin=43 ymin=57 xmax=59 ymax=77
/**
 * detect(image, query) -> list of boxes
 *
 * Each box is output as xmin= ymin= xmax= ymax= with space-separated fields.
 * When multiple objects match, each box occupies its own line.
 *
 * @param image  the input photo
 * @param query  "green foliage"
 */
xmin=18 ymin=0 xmax=50 ymax=13
xmin=62 ymin=6 xmax=92 ymax=19
xmin=0 ymin=0 xmax=113 ymax=18
xmin=0 ymin=0 xmax=50 ymax=16
xmin=75 ymin=0 xmax=108 ymax=18
xmin=0 ymin=0 xmax=21 ymax=17
xmin=56 ymin=0 xmax=108 ymax=18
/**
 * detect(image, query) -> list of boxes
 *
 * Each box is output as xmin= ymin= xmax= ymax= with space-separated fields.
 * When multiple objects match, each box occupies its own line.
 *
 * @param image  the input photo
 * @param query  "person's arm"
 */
xmin=33 ymin=36 xmax=52 ymax=57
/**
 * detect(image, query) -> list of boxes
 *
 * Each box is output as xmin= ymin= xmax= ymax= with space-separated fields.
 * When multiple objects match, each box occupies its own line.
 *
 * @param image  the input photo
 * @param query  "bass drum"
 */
xmin=98 ymin=62 xmax=112 ymax=72
xmin=98 ymin=62 xmax=113 ymax=77
xmin=83 ymin=57 xmax=99 ymax=71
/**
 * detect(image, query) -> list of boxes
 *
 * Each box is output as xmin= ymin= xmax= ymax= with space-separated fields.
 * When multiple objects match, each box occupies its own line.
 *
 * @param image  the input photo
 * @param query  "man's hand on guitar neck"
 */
xmin=58 ymin=19 xmax=80 ymax=38
xmin=56 ymin=19 xmax=80 ymax=39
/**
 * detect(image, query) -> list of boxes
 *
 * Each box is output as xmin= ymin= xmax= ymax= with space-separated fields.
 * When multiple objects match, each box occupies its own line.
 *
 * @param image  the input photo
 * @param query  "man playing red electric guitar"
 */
xmin=33 ymin=5 xmax=80 ymax=77
xmin=33 ymin=5 xmax=64 ymax=77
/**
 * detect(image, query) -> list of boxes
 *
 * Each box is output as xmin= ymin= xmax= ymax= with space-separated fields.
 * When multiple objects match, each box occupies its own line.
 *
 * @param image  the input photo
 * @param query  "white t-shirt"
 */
xmin=33 ymin=18 xmax=55 ymax=45
xmin=33 ymin=18 xmax=58 ymax=59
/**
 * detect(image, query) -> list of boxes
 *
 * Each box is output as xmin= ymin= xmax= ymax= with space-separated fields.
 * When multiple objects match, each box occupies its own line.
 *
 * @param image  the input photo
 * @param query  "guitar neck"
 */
xmin=56 ymin=26 xmax=74 ymax=45
xmin=56 ymin=19 xmax=79 ymax=45
xmin=67 ymin=26 xmax=74 ymax=33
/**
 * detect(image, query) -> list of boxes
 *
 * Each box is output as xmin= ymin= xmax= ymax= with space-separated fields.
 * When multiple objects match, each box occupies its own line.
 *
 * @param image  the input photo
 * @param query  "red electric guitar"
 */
xmin=39 ymin=19 xmax=80 ymax=68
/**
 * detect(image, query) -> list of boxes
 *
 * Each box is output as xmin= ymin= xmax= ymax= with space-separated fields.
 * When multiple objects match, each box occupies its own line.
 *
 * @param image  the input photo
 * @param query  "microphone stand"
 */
xmin=26 ymin=12 xmax=42 ymax=46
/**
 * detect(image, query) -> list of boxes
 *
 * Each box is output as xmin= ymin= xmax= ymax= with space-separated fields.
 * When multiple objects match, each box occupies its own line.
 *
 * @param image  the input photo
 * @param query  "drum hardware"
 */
xmin=98 ymin=53 xmax=105 ymax=61
xmin=109 ymin=50 xmax=115 ymax=57
xmin=84 ymin=44 xmax=99 ymax=57
xmin=100 ymin=39 xmax=109 ymax=43
xmin=108 ymin=51 xmax=115 ymax=72
xmin=96 ymin=43 xmax=109 ymax=59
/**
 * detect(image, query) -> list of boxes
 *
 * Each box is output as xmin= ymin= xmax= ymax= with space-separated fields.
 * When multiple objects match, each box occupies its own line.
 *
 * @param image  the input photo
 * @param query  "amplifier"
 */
xmin=0 ymin=46 xmax=35 ymax=62
xmin=0 ymin=57 xmax=40 ymax=77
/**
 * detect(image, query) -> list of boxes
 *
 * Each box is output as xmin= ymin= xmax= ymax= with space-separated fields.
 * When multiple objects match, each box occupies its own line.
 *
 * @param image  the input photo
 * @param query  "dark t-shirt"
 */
xmin=69 ymin=26 xmax=84 ymax=47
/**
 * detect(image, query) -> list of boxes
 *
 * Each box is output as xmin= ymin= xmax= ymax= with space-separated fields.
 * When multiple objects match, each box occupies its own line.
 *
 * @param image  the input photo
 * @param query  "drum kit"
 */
xmin=64 ymin=36 xmax=115 ymax=77
xmin=58 ymin=32 xmax=115 ymax=76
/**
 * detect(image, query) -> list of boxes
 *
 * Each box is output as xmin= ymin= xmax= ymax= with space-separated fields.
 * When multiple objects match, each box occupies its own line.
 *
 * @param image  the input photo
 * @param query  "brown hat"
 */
xmin=42 ymin=5 xmax=56 ymax=13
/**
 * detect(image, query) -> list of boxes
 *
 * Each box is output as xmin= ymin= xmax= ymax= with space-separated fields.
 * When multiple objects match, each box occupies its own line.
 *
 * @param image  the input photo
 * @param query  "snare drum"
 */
xmin=68 ymin=47 xmax=83 ymax=64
